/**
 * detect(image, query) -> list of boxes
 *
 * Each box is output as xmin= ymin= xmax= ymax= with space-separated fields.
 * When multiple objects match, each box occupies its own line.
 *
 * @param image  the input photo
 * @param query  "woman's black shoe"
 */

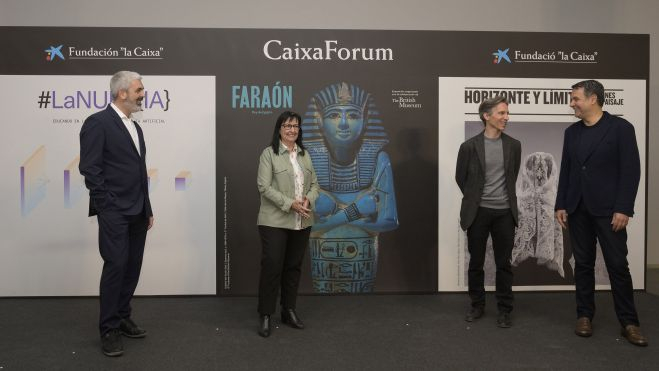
xmin=258 ymin=315 xmax=271 ymax=337
xmin=281 ymin=308 xmax=305 ymax=329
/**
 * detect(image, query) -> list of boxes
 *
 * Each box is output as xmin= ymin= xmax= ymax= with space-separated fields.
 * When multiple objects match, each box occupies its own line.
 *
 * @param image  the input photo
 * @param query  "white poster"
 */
xmin=0 ymin=75 xmax=216 ymax=295
xmin=437 ymin=77 xmax=646 ymax=291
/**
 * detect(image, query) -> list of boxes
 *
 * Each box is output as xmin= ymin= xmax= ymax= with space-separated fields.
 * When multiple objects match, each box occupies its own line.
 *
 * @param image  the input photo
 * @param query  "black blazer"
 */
xmin=555 ymin=111 xmax=640 ymax=217
xmin=79 ymin=105 xmax=153 ymax=217
xmin=455 ymin=132 xmax=521 ymax=231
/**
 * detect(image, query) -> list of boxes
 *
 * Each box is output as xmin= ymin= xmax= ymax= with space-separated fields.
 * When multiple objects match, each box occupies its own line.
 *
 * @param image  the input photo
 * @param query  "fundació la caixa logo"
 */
xmin=44 ymin=45 xmax=65 ymax=61
xmin=492 ymin=48 xmax=511 ymax=64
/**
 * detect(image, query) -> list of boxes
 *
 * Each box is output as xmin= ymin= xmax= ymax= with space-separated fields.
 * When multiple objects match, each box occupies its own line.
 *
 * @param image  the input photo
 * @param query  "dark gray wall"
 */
xmin=3 ymin=0 xmax=658 ymax=265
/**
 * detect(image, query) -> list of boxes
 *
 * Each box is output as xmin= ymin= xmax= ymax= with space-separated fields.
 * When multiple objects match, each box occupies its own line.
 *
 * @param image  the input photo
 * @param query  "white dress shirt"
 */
xmin=110 ymin=103 xmax=141 ymax=156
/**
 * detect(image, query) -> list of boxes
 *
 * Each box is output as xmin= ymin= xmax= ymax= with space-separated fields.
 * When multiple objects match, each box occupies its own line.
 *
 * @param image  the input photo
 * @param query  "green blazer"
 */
xmin=257 ymin=145 xmax=320 ymax=229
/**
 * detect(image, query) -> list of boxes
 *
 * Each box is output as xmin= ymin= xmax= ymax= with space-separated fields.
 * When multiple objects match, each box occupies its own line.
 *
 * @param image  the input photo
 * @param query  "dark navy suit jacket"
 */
xmin=555 ymin=111 xmax=640 ymax=217
xmin=79 ymin=104 xmax=152 ymax=217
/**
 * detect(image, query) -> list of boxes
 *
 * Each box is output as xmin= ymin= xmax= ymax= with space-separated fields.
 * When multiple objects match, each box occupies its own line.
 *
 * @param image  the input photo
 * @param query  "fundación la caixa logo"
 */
xmin=42 ymin=44 xmax=166 ymax=62
xmin=45 ymin=45 xmax=65 ymax=61
xmin=492 ymin=48 xmax=511 ymax=64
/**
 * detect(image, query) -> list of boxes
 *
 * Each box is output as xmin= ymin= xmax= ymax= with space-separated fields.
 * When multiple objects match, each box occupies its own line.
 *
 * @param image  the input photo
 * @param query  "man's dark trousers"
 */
xmin=569 ymin=201 xmax=639 ymax=327
xmin=467 ymin=207 xmax=515 ymax=313
xmin=98 ymin=207 xmax=148 ymax=336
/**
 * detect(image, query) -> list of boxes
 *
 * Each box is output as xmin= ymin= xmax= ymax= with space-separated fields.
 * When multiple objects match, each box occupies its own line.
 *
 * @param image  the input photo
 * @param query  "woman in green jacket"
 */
xmin=256 ymin=111 xmax=319 ymax=337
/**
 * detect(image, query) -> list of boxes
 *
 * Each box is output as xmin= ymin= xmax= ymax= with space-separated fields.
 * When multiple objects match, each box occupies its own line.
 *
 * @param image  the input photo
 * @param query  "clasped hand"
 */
xmin=291 ymin=198 xmax=311 ymax=218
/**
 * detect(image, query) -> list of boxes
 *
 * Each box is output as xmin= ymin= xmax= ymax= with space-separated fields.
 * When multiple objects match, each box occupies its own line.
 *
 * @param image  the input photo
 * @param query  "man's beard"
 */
xmin=126 ymin=99 xmax=143 ymax=114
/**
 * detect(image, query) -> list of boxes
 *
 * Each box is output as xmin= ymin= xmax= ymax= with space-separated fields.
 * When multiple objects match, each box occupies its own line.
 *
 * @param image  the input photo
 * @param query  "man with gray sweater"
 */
xmin=455 ymin=96 xmax=521 ymax=328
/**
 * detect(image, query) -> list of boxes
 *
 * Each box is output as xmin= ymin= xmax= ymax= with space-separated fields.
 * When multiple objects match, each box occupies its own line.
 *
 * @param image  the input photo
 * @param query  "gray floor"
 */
xmin=1 ymin=289 xmax=658 ymax=371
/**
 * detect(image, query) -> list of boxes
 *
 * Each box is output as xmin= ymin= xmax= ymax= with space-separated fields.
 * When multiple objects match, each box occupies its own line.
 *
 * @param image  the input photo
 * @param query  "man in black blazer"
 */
xmin=555 ymin=80 xmax=647 ymax=346
xmin=456 ymin=96 xmax=521 ymax=328
xmin=79 ymin=71 xmax=154 ymax=356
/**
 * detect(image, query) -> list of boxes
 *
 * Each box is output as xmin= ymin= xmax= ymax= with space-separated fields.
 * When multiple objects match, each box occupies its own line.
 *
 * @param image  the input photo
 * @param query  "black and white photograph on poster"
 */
xmin=437 ymin=77 xmax=646 ymax=291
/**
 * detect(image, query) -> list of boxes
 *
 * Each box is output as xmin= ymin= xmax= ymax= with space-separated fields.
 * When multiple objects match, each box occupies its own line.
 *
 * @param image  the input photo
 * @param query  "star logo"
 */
xmin=492 ymin=48 xmax=511 ymax=64
xmin=45 ymin=45 xmax=65 ymax=61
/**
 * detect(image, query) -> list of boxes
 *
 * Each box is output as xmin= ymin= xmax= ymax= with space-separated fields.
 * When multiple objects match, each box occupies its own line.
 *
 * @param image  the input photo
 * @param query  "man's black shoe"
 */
xmin=101 ymin=329 xmax=124 ymax=357
xmin=120 ymin=318 xmax=147 ymax=338
xmin=465 ymin=306 xmax=484 ymax=322
xmin=497 ymin=312 xmax=512 ymax=328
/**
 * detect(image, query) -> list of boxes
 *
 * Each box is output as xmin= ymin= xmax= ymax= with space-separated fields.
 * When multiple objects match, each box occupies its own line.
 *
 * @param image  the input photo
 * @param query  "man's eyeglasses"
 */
xmin=282 ymin=124 xmax=300 ymax=130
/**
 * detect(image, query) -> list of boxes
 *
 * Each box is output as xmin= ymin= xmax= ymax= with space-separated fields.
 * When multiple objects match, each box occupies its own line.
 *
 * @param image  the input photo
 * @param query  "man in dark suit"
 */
xmin=456 ymin=96 xmax=521 ymax=328
xmin=79 ymin=71 xmax=154 ymax=356
xmin=555 ymin=80 xmax=647 ymax=346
